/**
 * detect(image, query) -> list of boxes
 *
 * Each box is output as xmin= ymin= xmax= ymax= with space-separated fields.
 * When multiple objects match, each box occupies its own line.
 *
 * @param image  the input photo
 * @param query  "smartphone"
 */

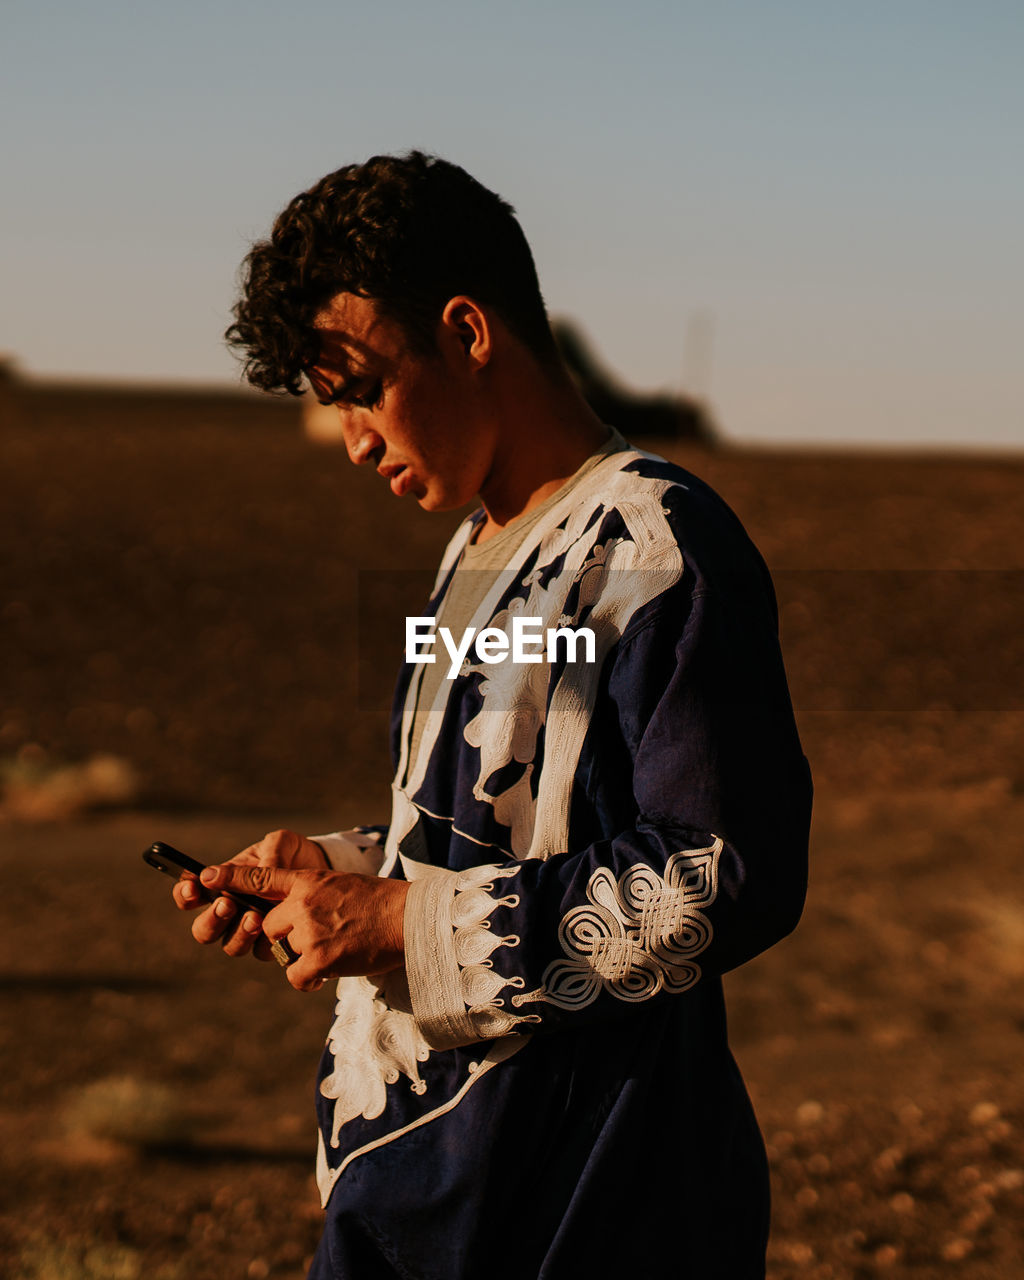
xmin=143 ymin=841 xmax=298 ymax=965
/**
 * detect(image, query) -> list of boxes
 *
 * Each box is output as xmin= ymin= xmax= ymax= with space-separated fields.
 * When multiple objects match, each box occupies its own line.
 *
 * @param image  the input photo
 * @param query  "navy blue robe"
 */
xmin=310 ymin=449 xmax=811 ymax=1279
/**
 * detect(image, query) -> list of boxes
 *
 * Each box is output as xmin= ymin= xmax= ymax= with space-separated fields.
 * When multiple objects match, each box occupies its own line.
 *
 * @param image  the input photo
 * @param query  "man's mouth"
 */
xmin=380 ymin=464 xmax=412 ymax=497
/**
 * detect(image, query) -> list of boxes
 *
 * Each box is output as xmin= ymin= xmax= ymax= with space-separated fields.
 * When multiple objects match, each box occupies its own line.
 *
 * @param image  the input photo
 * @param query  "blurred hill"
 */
xmin=1 ymin=363 xmax=1021 ymax=816
xmin=551 ymin=318 xmax=715 ymax=441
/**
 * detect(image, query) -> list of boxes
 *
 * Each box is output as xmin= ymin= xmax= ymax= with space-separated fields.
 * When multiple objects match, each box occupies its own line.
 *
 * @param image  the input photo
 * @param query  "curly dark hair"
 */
xmin=225 ymin=151 xmax=558 ymax=394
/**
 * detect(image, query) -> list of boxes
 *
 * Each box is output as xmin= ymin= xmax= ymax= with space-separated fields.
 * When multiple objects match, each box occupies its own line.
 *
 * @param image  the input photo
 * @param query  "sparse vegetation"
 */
xmin=0 ymin=748 xmax=138 ymax=822
xmin=13 ymin=1237 xmax=144 ymax=1280
xmin=63 ymin=1076 xmax=190 ymax=1149
xmin=13 ymin=1234 xmax=185 ymax=1280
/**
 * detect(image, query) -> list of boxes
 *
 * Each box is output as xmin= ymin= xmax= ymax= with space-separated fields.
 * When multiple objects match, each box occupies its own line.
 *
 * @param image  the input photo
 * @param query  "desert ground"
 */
xmin=1 ymin=389 xmax=1022 ymax=1278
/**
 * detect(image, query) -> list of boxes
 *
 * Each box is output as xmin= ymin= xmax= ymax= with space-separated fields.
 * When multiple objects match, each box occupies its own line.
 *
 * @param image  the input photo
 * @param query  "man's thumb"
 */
xmin=200 ymin=863 xmax=293 ymax=900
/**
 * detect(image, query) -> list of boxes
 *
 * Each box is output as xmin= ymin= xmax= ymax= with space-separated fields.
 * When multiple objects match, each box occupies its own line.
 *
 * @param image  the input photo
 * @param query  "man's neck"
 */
xmin=474 ymin=364 xmax=610 ymax=545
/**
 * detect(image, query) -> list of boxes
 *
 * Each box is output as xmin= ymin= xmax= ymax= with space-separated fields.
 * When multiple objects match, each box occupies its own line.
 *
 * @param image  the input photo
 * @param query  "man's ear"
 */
xmin=439 ymin=296 xmax=493 ymax=370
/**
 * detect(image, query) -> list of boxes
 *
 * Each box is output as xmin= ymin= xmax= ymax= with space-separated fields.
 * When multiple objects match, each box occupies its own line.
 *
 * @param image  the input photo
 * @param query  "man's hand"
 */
xmin=198 ymin=863 xmax=409 ymax=991
xmin=172 ymin=828 xmax=330 ymax=964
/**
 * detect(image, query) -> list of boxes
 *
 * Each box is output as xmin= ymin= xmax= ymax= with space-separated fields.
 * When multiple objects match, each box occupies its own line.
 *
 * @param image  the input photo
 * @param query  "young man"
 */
xmin=175 ymin=151 xmax=811 ymax=1278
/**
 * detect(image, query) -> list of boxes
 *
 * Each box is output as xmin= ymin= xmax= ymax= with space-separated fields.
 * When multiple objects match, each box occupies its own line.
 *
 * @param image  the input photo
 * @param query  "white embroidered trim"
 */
xmin=388 ymin=451 xmax=681 ymax=871
xmin=316 ymin=895 xmax=534 ymax=1204
xmin=456 ymin=468 xmax=685 ymax=863
xmin=405 ymin=862 xmax=540 ymax=1049
xmin=512 ymin=839 xmax=722 ymax=1010
xmin=319 ymin=974 xmax=433 ymax=1150
xmin=315 ymin=1034 xmax=527 ymax=1207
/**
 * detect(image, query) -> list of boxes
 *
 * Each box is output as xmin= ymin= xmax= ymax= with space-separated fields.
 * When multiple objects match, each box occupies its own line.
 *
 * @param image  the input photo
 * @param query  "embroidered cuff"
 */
xmin=403 ymin=861 xmax=532 ymax=1050
xmin=309 ymin=827 xmax=386 ymax=876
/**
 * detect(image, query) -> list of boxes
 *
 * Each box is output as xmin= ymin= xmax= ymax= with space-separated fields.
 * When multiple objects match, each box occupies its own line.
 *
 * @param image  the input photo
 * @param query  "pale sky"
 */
xmin=3 ymin=0 xmax=1021 ymax=448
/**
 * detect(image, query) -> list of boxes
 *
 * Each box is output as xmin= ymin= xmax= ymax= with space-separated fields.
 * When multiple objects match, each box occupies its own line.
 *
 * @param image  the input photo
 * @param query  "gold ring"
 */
xmin=271 ymin=938 xmax=298 ymax=967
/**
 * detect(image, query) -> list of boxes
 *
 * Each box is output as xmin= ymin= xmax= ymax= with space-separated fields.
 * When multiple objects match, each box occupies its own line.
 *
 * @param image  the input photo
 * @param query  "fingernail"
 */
xmin=199 ymin=868 xmax=217 ymax=886
xmin=243 ymin=914 xmax=261 ymax=934
xmin=214 ymin=898 xmax=236 ymax=918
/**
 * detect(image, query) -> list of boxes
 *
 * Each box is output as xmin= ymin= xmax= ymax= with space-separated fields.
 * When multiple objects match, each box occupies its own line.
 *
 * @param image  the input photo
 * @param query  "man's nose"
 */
xmin=343 ymin=421 xmax=383 ymax=467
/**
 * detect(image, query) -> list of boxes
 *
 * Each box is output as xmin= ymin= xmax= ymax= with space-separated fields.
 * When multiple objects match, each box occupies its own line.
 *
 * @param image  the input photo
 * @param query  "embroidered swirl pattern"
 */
xmin=513 ymin=838 xmax=722 ymax=1011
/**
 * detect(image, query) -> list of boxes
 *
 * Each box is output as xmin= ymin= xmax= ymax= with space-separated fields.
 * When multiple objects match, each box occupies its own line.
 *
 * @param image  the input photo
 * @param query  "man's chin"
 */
xmin=415 ymin=487 xmax=459 ymax=512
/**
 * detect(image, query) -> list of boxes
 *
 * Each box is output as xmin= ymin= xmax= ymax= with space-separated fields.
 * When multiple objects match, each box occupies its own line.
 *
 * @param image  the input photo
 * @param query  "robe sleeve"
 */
xmin=309 ymin=826 xmax=388 ymax=876
xmin=403 ymin=574 xmax=811 ymax=1050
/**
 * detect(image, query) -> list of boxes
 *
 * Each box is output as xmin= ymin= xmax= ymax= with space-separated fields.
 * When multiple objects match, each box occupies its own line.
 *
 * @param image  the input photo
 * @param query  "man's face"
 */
xmin=306 ymin=292 xmax=496 ymax=512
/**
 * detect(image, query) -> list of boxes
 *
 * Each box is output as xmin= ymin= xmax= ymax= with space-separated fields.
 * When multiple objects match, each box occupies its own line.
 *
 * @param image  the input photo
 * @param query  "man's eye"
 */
xmin=351 ymin=381 xmax=383 ymax=410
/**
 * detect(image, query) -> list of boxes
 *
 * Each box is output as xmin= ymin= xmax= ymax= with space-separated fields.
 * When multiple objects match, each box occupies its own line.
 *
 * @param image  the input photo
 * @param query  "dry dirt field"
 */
xmin=1 ymin=396 xmax=1022 ymax=1278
